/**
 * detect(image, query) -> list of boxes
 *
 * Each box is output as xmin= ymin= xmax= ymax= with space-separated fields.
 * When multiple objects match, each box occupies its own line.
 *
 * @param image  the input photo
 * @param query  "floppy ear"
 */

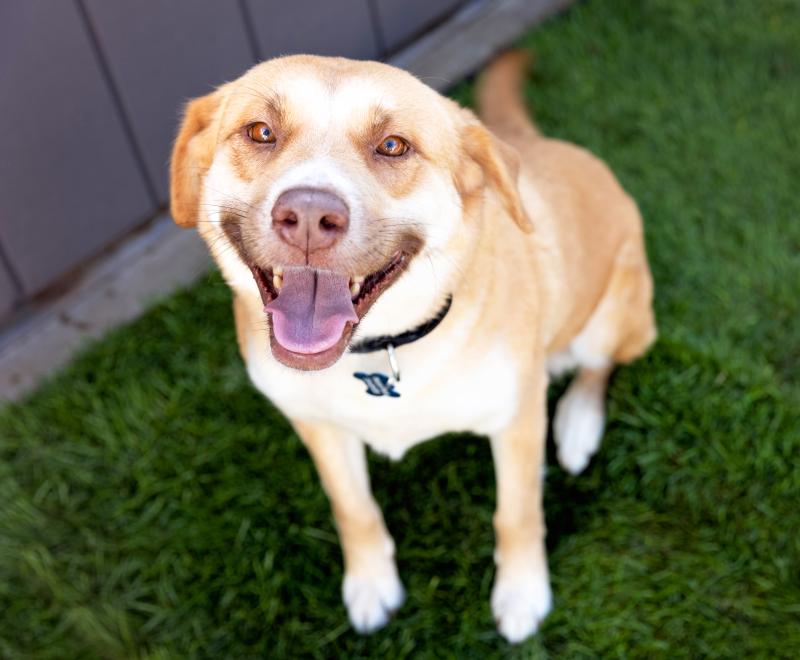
xmin=170 ymin=91 xmax=221 ymax=228
xmin=458 ymin=121 xmax=533 ymax=233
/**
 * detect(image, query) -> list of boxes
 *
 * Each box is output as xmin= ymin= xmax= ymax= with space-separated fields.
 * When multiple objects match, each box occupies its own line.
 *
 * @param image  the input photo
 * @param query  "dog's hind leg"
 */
xmin=554 ymin=364 xmax=613 ymax=475
xmin=553 ymin=237 xmax=656 ymax=475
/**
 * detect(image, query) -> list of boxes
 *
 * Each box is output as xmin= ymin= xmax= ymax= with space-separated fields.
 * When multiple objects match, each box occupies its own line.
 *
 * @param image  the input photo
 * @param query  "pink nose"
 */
xmin=271 ymin=187 xmax=349 ymax=253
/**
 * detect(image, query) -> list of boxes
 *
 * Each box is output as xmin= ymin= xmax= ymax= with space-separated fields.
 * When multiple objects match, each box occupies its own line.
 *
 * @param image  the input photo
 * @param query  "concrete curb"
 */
xmin=0 ymin=217 xmax=210 ymax=401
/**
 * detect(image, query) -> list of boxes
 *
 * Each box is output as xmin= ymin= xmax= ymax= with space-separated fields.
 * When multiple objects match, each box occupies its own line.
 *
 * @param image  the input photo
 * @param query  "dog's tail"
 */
xmin=475 ymin=50 xmax=539 ymax=138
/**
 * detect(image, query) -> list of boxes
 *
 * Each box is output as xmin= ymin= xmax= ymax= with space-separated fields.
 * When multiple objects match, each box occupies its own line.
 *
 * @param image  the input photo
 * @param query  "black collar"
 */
xmin=349 ymin=295 xmax=453 ymax=354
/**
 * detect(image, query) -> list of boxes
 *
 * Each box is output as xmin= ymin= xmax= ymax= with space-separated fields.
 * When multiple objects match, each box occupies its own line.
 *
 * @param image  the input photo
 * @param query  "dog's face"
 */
xmin=171 ymin=55 xmax=529 ymax=370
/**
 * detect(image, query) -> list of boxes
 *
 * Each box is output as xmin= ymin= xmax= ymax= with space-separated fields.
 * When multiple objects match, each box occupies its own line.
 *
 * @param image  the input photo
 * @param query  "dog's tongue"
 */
xmin=266 ymin=267 xmax=358 ymax=354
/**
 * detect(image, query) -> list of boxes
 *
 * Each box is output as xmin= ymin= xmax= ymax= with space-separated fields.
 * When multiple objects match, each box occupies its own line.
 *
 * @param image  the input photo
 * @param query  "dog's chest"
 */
xmin=245 ymin=340 xmax=519 ymax=459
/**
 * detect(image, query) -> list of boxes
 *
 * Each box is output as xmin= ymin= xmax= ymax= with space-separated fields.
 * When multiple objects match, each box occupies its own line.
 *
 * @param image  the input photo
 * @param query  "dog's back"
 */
xmin=477 ymin=52 xmax=653 ymax=356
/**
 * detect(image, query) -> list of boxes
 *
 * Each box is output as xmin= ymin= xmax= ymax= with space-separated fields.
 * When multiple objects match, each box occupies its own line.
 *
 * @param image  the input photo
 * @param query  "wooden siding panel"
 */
xmin=84 ymin=1 xmax=256 ymax=203
xmin=0 ymin=1 xmax=153 ymax=295
xmin=244 ymin=0 xmax=379 ymax=60
xmin=375 ymin=0 xmax=465 ymax=52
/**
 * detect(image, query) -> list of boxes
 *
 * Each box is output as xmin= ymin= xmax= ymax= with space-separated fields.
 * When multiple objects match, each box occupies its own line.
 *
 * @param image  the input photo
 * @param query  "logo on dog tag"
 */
xmin=353 ymin=372 xmax=400 ymax=398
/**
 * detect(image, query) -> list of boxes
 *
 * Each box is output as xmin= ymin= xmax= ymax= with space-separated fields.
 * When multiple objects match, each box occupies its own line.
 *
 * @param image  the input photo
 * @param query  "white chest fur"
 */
xmin=244 ymin=331 xmax=520 ymax=460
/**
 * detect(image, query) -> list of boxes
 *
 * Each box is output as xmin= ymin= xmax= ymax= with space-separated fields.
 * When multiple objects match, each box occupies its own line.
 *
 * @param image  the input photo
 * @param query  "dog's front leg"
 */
xmin=292 ymin=419 xmax=404 ymax=633
xmin=489 ymin=372 xmax=552 ymax=643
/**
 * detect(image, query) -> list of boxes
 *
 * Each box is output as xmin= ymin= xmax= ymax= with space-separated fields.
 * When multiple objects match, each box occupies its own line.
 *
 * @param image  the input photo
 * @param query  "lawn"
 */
xmin=2 ymin=0 xmax=799 ymax=657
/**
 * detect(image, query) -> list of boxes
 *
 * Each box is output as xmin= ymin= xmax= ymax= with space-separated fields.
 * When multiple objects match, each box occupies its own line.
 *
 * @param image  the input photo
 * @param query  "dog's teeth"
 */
xmin=349 ymin=275 xmax=365 ymax=299
xmin=273 ymin=274 xmax=283 ymax=291
xmin=273 ymin=265 xmax=284 ymax=277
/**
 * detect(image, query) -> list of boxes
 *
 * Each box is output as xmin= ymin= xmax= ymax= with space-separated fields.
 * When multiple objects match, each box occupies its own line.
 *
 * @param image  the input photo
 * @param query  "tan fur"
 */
xmin=476 ymin=50 xmax=539 ymax=140
xmin=460 ymin=121 xmax=533 ymax=232
xmin=170 ymin=92 xmax=222 ymax=227
xmin=170 ymin=51 xmax=656 ymax=642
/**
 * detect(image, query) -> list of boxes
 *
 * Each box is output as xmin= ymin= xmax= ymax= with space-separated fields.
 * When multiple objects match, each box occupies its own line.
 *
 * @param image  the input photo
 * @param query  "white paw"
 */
xmin=491 ymin=567 xmax=552 ymax=643
xmin=554 ymin=384 xmax=605 ymax=475
xmin=343 ymin=566 xmax=405 ymax=633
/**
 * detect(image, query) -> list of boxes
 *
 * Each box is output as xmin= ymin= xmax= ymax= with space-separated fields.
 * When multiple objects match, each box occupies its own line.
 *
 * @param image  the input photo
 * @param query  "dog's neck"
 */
xmin=349 ymin=295 xmax=453 ymax=354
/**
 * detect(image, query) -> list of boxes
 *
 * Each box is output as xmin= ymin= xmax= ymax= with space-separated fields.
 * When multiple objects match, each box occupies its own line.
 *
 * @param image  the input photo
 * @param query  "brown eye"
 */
xmin=247 ymin=122 xmax=276 ymax=144
xmin=376 ymin=135 xmax=409 ymax=157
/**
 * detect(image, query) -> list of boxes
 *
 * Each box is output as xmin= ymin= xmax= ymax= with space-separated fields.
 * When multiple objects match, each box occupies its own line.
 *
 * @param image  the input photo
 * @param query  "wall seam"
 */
xmin=366 ymin=0 xmax=388 ymax=60
xmin=74 ymin=0 xmax=159 ymax=206
xmin=0 ymin=240 xmax=24 ymax=303
xmin=237 ymin=0 xmax=263 ymax=63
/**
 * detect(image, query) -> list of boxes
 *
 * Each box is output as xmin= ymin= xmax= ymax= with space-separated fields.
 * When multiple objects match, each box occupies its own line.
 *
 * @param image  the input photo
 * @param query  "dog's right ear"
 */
xmin=452 ymin=108 xmax=533 ymax=233
xmin=170 ymin=91 xmax=222 ymax=228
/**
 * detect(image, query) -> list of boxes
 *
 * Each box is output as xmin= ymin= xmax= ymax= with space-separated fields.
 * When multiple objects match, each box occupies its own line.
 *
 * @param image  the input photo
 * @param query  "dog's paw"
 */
xmin=554 ymin=382 xmax=605 ymax=475
xmin=491 ymin=567 xmax=552 ymax=643
xmin=343 ymin=566 xmax=405 ymax=633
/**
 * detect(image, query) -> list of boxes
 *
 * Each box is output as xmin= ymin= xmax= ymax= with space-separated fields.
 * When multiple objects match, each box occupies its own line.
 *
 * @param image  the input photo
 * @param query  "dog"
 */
xmin=169 ymin=51 xmax=656 ymax=643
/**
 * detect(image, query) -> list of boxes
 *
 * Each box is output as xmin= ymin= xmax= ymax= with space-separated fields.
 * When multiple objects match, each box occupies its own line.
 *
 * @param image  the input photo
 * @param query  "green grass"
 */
xmin=2 ymin=0 xmax=799 ymax=657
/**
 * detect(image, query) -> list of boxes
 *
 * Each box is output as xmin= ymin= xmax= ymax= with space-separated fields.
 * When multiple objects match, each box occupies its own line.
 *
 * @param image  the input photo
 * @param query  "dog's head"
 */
xmin=171 ymin=55 xmax=530 ymax=370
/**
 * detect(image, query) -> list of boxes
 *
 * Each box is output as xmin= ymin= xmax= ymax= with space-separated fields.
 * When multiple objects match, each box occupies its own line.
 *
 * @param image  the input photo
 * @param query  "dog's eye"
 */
xmin=376 ymin=135 xmax=409 ymax=157
xmin=247 ymin=122 xmax=276 ymax=144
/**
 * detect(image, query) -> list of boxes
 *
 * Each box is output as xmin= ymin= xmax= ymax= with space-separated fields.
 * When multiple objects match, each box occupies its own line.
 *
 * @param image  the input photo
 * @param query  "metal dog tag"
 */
xmin=353 ymin=372 xmax=400 ymax=397
xmin=353 ymin=344 xmax=401 ymax=397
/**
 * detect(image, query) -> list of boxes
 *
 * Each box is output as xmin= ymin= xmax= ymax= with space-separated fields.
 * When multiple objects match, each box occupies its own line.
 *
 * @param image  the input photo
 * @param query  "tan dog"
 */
xmin=170 ymin=51 xmax=655 ymax=642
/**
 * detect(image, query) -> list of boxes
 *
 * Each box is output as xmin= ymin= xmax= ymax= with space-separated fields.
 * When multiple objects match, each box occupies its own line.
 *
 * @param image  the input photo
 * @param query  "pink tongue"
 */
xmin=266 ymin=267 xmax=358 ymax=354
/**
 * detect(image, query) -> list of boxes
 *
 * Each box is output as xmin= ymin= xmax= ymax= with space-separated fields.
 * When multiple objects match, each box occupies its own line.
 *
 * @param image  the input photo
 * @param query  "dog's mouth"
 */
xmin=249 ymin=249 xmax=415 ymax=370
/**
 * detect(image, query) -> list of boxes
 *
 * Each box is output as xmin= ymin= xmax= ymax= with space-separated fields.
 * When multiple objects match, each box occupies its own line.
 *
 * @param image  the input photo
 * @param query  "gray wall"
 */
xmin=0 ymin=0 xmax=468 ymax=323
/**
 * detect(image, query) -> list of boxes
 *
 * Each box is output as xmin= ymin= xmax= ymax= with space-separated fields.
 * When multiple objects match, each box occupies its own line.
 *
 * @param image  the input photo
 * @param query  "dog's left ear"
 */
xmin=456 ymin=119 xmax=533 ymax=233
xmin=170 ymin=90 xmax=222 ymax=228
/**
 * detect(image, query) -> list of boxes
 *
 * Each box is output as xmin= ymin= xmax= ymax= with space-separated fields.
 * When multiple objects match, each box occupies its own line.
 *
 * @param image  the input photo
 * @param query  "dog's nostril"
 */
xmin=282 ymin=213 xmax=298 ymax=226
xmin=320 ymin=216 xmax=338 ymax=231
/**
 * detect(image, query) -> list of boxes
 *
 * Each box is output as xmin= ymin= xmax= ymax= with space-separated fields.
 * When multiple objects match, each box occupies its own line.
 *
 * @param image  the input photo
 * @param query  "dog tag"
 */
xmin=353 ymin=344 xmax=401 ymax=397
xmin=353 ymin=372 xmax=400 ymax=397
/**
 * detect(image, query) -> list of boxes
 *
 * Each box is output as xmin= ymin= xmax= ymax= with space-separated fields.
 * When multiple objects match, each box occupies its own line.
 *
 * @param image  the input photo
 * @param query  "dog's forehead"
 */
xmin=280 ymin=74 xmax=393 ymax=126
xmin=231 ymin=56 xmax=452 ymax=135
